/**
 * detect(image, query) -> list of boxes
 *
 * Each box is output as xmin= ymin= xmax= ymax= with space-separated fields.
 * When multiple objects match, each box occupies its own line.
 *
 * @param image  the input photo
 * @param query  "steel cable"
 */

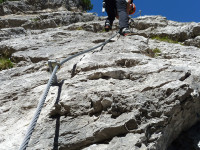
xmin=19 ymin=65 xmax=59 ymax=150
xmin=19 ymin=31 xmax=119 ymax=150
xmin=60 ymin=32 xmax=119 ymax=65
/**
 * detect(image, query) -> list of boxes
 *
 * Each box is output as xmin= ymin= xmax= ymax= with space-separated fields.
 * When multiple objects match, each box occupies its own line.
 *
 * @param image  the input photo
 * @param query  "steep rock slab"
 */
xmin=0 ymin=28 xmax=102 ymax=63
xmin=0 ymin=28 xmax=118 ymax=150
xmin=0 ymin=16 xmax=200 ymax=150
xmin=12 ymin=33 xmax=200 ymax=150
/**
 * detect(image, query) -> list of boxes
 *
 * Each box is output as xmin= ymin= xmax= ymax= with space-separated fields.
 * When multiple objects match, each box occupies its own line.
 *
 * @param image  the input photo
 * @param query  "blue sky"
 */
xmin=89 ymin=0 xmax=200 ymax=23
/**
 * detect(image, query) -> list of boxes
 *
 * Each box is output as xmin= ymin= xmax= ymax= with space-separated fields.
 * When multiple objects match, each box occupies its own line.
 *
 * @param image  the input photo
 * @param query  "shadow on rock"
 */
xmin=50 ymin=80 xmax=64 ymax=150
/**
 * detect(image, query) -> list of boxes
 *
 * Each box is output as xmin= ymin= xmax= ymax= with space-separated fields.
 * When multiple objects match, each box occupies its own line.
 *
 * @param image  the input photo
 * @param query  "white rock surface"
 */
xmin=0 ymin=13 xmax=200 ymax=150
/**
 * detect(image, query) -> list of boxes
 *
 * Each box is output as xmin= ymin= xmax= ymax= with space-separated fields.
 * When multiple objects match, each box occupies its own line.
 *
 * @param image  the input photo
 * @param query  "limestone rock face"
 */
xmin=0 ymin=27 xmax=26 ymax=41
xmin=0 ymin=18 xmax=28 ymax=28
xmin=132 ymin=16 xmax=200 ymax=42
xmin=22 ymin=11 xmax=96 ymax=30
xmin=0 ymin=12 xmax=200 ymax=150
xmin=24 ymin=0 xmax=82 ymax=10
xmin=0 ymin=11 xmax=96 ymax=41
xmin=0 ymin=0 xmax=83 ymax=15
xmin=0 ymin=1 xmax=33 ymax=15
xmin=184 ymin=36 xmax=200 ymax=48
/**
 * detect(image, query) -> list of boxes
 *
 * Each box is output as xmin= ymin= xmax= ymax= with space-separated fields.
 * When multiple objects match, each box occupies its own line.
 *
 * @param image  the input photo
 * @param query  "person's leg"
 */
xmin=116 ymin=0 xmax=129 ymax=29
xmin=105 ymin=0 xmax=116 ymax=31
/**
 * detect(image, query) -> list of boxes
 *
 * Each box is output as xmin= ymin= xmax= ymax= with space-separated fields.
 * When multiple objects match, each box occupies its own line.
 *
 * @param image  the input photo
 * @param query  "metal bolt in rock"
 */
xmin=48 ymin=60 xmax=59 ymax=85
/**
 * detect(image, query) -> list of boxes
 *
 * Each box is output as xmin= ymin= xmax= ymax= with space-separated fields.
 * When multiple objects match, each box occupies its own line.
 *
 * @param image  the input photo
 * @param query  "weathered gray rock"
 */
xmin=133 ymin=15 xmax=168 ymax=30
xmin=22 ymin=11 xmax=96 ymax=30
xmin=0 ymin=27 xmax=27 ymax=41
xmin=0 ymin=4 xmax=4 ymax=16
xmin=0 ymin=11 xmax=96 ymax=30
xmin=67 ymin=21 xmax=104 ymax=33
xmin=23 ymin=0 xmax=85 ymax=11
xmin=0 ymin=0 xmax=89 ymax=16
xmin=0 ymin=11 xmax=96 ymax=42
xmin=0 ymin=14 xmax=200 ymax=150
xmin=132 ymin=16 xmax=200 ymax=42
xmin=0 ymin=18 xmax=28 ymax=28
xmin=24 ymin=0 xmax=82 ymax=10
xmin=184 ymin=36 xmax=200 ymax=48
xmin=1 ymin=1 xmax=33 ymax=15
xmin=22 ymin=18 xmax=57 ymax=29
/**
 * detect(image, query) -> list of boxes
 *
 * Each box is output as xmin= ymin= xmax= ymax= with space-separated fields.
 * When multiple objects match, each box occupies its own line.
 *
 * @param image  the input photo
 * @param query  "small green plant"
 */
xmin=31 ymin=17 xmax=40 ymax=22
xmin=76 ymin=26 xmax=83 ymax=30
xmin=153 ymin=48 xmax=161 ymax=57
xmin=0 ymin=56 xmax=13 ymax=70
xmin=80 ymin=0 xmax=93 ymax=11
xmin=152 ymin=36 xmax=179 ymax=44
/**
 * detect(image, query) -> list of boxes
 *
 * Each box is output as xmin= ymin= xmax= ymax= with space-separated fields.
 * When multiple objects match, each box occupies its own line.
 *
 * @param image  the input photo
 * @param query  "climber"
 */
xmin=103 ymin=0 xmax=136 ymax=36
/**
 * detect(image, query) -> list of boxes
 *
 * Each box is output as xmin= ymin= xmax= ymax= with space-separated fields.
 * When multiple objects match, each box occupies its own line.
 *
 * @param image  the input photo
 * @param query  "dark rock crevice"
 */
xmin=167 ymin=121 xmax=200 ymax=150
xmin=155 ymin=89 xmax=200 ymax=150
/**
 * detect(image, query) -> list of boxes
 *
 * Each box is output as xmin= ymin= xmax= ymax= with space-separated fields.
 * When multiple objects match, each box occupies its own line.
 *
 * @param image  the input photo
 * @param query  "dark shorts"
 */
xmin=105 ymin=0 xmax=129 ymax=29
